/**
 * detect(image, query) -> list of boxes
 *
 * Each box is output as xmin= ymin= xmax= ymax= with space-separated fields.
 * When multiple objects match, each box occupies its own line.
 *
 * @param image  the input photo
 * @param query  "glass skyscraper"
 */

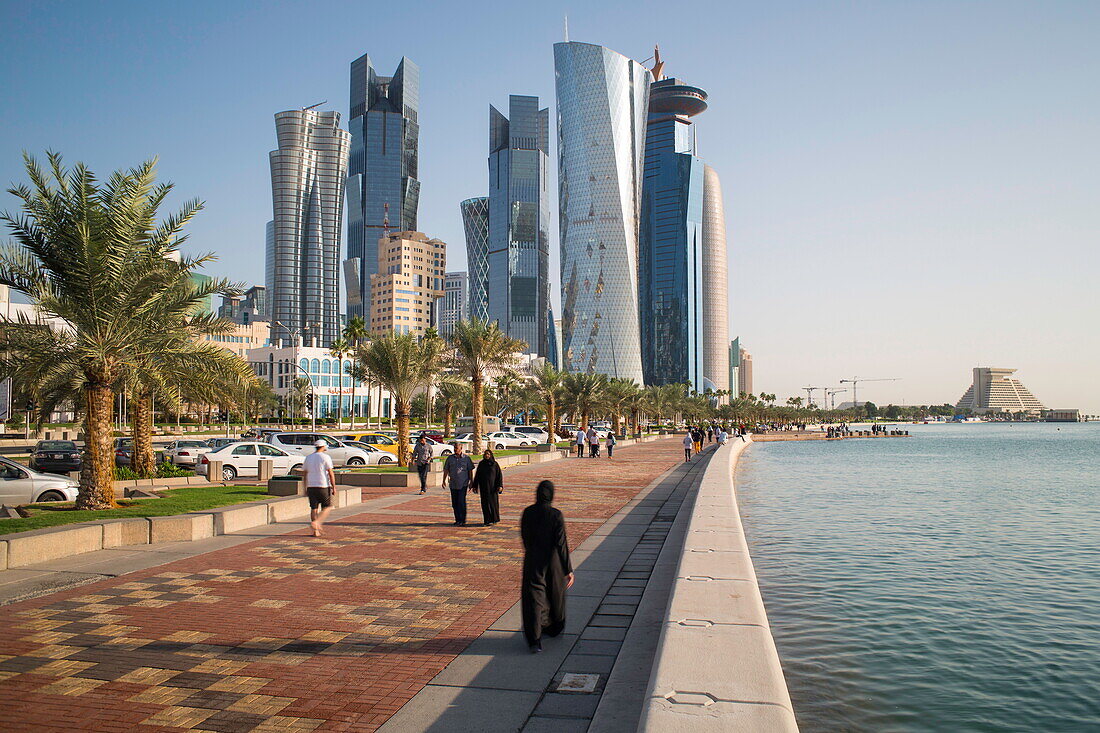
xmin=460 ymin=196 xmax=490 ymax=322
xmin=268 ymin=108 xmax=349 ymax=347
xmin=487 ymin=95 xmax=550 ymax=356
xmin=640 ymin=76 xmax=729 ymax=394
xmin=554 ymin=41 xmax=650 ymax=382
xmin=346 ymin=54 xmax=420 ymax=318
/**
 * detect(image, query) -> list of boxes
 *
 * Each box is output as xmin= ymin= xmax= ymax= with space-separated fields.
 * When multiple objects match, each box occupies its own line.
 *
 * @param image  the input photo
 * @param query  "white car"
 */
xmin=408 ymin=437 xmax=453 ymax=459
xmin=164 ymin=439 xmax=214 ymax=467
xmin=0 ymin=457 xmax=79 ymax=504
xmin=263 ymin=432 xmax=374 ymax=467
xmin=455 ymin=432 xmax=535 ymax=450
xmin=504 ymin=426 xmax=550 ymax=443
xmin=341 ymin=441 xmax=399 ymax=465
xmin=197 ymin=442 xmax=301 ymax=482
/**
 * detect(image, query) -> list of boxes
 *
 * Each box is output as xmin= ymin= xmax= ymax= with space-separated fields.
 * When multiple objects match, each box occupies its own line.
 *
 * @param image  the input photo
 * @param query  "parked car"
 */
xmin=340 ymin=441 xmax=398 ymax=465
xmin=408 ymin=436 xmax=453 ymax=458
xmin=197 ymin=442 xmax=301 ymax=481
xmin=28 ymin=440 xmax=83 ymax=475
xmin=505 ymin=426 xmax=550 ymax=444
xmin=455 ymin=431 xmax=536 ymax=450
xmin=0 ymin=456 xmax=79 ymax=504
xmin=114 ymin=437 xmax=133 ymax=467
xmin=337 ymin=433 xmax=400 ymax=456
xmin=265 ymin=433 xmax=374 ymax=467
xmin=205 ymin=437 xmax=240 ymax=451
xmin=164 ymin=439 xmax=214 ymax=467
xmin=414 ymin=430 xmax=445 ymax=443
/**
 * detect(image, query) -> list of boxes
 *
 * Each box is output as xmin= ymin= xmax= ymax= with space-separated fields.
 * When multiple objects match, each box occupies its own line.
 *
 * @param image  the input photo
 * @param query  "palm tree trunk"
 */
xmin=611 ymin=413 xmax=621 ymax=436
xmin=471 ymin=376 xmax=484 ymax=453
xmin=631 ymin=408 xmax=640 ymax=436
xmin=79 ymin=381 xmax=115 ymax=509
xmin=396 ymin=401 xmax=411 ymax=466
xmin=546 ymin=398 xmax=556 ymax=444
xmin=131 ymin=391 xmax=155 ymax=477
xmin=444 ymin=404 xmax=453 ymax=439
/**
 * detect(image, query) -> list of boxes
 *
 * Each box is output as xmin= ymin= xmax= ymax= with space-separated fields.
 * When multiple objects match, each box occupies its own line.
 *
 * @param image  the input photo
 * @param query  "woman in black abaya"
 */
xmin=471 ymin=449 xmax=503 ymax=525
xmin=520 ymin=480 xmax=574 ymax=652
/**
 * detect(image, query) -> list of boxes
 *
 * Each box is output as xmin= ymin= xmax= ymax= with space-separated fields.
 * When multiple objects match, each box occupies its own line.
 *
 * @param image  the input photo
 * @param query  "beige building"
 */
xmin=955 ymin=367 xmax=1045 ymax=415
xmin=369 ymin=231 xmax=446 ymax=336
xmin=201 ymin=319 xmax=271 ymax=358
xmin=739 ymin=347 xmax=754 ymax=396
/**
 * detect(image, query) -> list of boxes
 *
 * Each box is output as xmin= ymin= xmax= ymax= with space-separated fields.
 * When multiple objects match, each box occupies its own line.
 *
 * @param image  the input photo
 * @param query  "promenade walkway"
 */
xmin=0 ymin=437 xmax=694 ymax=732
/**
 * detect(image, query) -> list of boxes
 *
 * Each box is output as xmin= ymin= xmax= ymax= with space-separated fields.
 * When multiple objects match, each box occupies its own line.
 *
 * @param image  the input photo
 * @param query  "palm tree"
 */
xmin=343 ymin=316 xmax=368 ymax=428
xmin=622 ymin=385 xmax=649 ymax=436
xmin=493 ymin=370 xmax=522 ymax=424
xmin=603 ymin=378 xmax=638 ymax=436
xmin=530 ymin=361 xmax=564 ymax=444
xmin=289 ymin=377 xmax=312 ymax=422
xmin=352 ymin=331 xmax=444 ymax=466
xmin=448 ymin=319 xmax=526 ymax=452
xmin=0 ymin=154 xmax=238 ymax=508
xmin=434 ymin=377 xmax=470 ymax=439
xmin=328 ymin=337 xmax=350 ymax=428
xmin=562 ymin=372 xmax=607 ymax=430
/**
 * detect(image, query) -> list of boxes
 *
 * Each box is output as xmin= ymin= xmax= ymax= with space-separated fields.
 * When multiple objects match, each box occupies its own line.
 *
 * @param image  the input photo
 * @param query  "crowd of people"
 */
xmin=572 ymin=425 xmax=618 ymax=458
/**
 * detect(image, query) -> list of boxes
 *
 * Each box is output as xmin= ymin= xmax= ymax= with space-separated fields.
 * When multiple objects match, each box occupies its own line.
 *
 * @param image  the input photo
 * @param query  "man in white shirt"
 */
xmin=303 ymin=440 xmax=336 ymax=537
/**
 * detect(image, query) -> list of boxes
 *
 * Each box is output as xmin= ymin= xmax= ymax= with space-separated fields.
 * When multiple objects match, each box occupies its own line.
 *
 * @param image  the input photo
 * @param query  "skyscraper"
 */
xmin=441 ymin=271 xmax=468 ymax=338
xmin=640 ymin=72 xmax=730 ymax=394
xmin=555 ymin=41 xmax=650 ymax=381
xmin=346 ymin=54 xmax=420 ymax=317
xmin=739 ymin=347 xmax=753 ymax=396
xmin=487 ymin=95 xmax=550 ymax=356
xmin=460 ymin=196 xmax=490 ymax=322
xmin=268 ymin=108 xmax=349 ymax=347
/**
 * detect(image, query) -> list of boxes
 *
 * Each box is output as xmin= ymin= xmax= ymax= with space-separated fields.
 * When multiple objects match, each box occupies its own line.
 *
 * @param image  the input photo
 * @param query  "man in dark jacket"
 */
xmin=412 ymin=435 xmax=433 ymax=494
xmin=520 ymin=480 xmax=574 ymax=653
xmin=442 ymin=444 xmax=475 ymax=526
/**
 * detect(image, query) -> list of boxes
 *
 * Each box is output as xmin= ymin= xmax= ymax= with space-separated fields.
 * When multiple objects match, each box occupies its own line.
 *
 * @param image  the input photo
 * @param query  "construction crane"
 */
xmin=826 ymin=388 xmax=847 ymax=410
xmin=838 ymin=377 xmax=899 ymax=410
xmin=802 ymin=386 xmax=823 ymax=408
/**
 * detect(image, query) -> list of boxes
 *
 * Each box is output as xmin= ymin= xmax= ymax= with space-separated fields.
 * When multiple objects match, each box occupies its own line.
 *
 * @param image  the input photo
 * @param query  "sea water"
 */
xmin=735 ymin=422 xmax=1100 ymax=732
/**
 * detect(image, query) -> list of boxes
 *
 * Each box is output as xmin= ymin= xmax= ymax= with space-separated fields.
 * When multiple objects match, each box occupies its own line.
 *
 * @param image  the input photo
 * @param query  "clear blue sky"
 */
xmin=2 ymin=0 xmax=1098 ymax=412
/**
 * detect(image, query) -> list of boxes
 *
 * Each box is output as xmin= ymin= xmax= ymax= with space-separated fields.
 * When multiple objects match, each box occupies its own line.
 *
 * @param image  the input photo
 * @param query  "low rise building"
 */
xmin=201 ymin=319 xmax=270 ymax=359
xmin=247 ymin=345 xmax=392 ymax=421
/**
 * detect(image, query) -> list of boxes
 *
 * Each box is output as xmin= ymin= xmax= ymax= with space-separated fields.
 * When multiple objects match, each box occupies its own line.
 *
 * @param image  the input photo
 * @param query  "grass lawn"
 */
xmin=0 ymin=485 xmax=269 ymax=536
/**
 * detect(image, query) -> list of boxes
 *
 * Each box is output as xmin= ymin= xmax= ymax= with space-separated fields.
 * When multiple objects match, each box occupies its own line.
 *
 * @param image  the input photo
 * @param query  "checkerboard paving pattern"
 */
xmin=0 ymin=439 xmax=683 ymax=732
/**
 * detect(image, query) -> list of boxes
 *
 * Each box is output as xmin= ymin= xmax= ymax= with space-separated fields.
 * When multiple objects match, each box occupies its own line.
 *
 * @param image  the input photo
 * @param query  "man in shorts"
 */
xmin=304 ymin=439 xmax=336 ymax=537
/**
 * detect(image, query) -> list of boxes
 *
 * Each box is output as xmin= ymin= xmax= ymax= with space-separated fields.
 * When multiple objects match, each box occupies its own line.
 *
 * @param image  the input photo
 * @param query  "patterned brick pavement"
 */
xmin=0 ymin=439 xmax=683 ymax=732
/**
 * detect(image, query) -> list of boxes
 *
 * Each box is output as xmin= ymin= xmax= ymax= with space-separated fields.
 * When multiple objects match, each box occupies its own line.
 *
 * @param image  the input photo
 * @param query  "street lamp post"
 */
xmin=249 ymin=355 xmax=315 ymax=433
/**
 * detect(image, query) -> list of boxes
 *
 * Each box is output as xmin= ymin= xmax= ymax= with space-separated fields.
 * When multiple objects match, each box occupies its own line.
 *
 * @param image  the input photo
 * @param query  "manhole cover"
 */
xmin=557 ymin=673 xmax=600 ymax=693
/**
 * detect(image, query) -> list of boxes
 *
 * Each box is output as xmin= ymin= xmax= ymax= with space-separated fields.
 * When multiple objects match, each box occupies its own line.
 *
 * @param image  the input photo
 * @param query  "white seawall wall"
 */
xmin=639 ymin=437 xmax=799 ymax=731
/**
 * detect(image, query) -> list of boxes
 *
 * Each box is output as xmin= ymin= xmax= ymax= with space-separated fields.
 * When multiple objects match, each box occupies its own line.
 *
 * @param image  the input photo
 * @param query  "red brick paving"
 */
xmin=0 ymin=439 xmax=683 ymax=732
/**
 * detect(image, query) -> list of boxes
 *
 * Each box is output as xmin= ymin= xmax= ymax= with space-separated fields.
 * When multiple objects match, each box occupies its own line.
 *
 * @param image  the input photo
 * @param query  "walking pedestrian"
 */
xmin=682 ymin=431 xmax=694 ymax=462
xmin=717 ymin=427 xmax=728 ymax=445
xmin=606 ymin=431 xmax=616 ymax=458
xmin=591 ymin=429 xmax=601 ymax=458
xmin=520 ymin=480 xmax=574 ymax=653
xmin=575 ymin=428 xmax=586 ymax=458
xmin=586 ymin=426 xmax=598 ymax=458
xmin=412 ymin=435 xmax=433 ymax=494
xmin=304 ymin=440 xmax=336 ymax=537
xmin=442 ymin=443 xmax=475 ymax=526
xmin=471 ymin=449 xmax=503 ymax=525
xmin=692 ymin=427 xmax=703 ymax=454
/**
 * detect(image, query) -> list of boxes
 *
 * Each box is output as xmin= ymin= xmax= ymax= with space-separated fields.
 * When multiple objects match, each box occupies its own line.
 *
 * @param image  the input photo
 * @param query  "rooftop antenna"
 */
xmin=563 ymin=15 xmax=569 ymax=42
xmin=302 ymin=100 xmax=327 ymax=111
xmin=651 ymin=45 xmax=665 ymax=80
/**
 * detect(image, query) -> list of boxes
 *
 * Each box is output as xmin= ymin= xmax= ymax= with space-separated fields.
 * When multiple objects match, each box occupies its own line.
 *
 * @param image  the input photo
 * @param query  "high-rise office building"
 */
xmin=460 ymin=196 xmax=490 ymax=322
xmin=268 ymin=108 xmax=349 ymax=347
xmin=346 ymin=54 xmax=420 ymax=317
xmin=955 ymin=367 xmax=1045 ymax=415
xmin=640 ymin=71 xmax=729 ymax=394
xmin=264 ymin=220 xmax=275 ymax=316
xmin=441 ymin=271 xmax=468 ymax=338
xmin=554 ymin=41 xmax=650 ymax=381
xmin=368 ymin=231 xmax=446 ymax=337
xmin=728 ymin=337 xmax=740 ymax=396
xmin=487 ymin=95 xmax=550 ymax=356
xmin=739 ymin=347 xmax=753 ymax=396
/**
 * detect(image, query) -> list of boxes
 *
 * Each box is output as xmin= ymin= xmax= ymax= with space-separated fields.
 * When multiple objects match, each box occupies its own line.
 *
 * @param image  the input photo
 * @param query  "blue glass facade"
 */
xmin=460 ymin=197 xmax=490 ymax=322
xmin=346 ymin=54 xmax=420 ymax=318
xmin=640 ymin=77 xmax=710 ymax=391
xmin=487 ymin=95 xmax=550 ymax=356
xmin=555 ymin=42 xmax=650 ymax=382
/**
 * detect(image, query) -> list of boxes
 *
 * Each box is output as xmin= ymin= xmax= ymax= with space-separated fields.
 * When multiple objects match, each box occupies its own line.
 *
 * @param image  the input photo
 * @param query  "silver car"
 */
xmin=0 ymin=457 xmax=79 ymax=504
xmin=264 ymin=432 xmax=373 ymax=467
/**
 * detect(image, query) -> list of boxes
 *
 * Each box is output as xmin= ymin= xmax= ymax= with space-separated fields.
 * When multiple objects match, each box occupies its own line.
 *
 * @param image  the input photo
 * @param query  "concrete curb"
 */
xmin=639 ymin=437 xmax=799 ymax=732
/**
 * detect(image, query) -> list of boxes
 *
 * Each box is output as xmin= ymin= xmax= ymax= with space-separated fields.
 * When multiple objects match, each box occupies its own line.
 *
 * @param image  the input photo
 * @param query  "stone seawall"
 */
xmin=639 ymin=437 xmax=799 ymax=731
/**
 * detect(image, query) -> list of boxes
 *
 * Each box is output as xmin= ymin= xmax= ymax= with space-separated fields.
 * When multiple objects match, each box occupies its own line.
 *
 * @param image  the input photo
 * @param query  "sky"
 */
xmin=1 ymin=0 xmax=1098 ymax=412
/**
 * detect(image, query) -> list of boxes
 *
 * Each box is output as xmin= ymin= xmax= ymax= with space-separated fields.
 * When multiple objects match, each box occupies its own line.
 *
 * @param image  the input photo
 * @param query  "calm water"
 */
xmin=735 ymin=423 xmax=1100 ymax=732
